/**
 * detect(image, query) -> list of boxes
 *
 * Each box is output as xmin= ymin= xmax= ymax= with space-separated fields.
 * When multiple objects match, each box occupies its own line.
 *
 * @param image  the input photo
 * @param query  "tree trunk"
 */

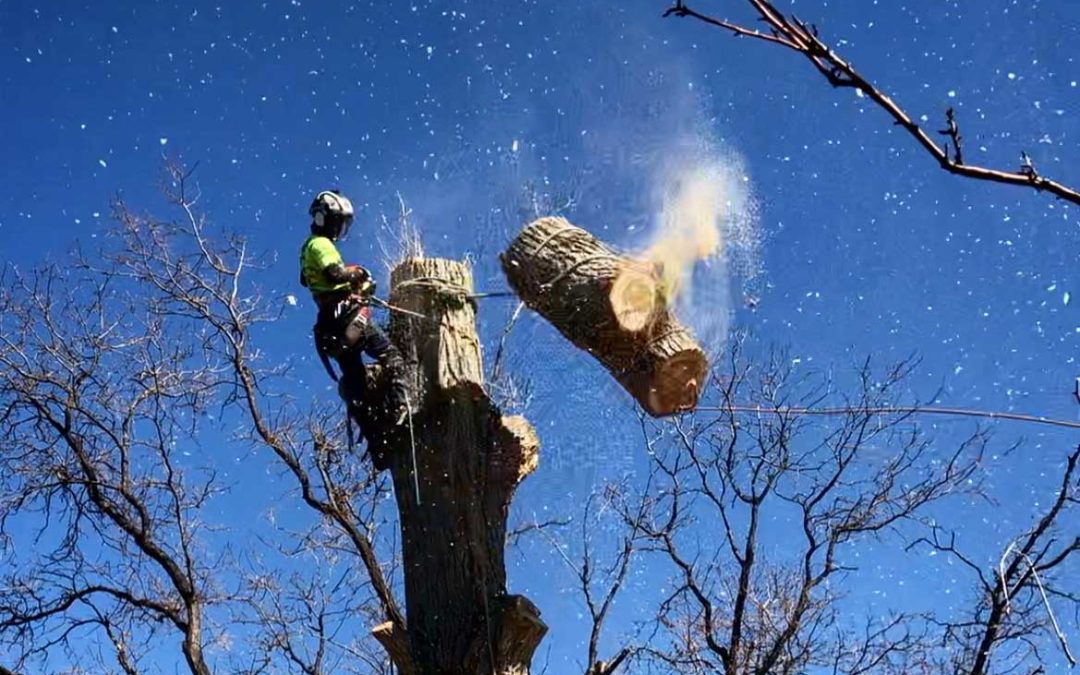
xmin=366 ymin=257 xmax=546 ymax=675
xmin=501 ymin=216 xmax=707 ymax=416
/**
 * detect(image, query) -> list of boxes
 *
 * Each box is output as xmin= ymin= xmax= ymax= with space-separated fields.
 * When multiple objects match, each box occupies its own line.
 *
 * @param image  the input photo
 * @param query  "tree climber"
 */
xmin=300 ymin=189 xmax=410 ymax=432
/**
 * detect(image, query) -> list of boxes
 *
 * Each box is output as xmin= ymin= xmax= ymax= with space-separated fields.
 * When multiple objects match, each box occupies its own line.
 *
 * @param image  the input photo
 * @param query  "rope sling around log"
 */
xmin=501 ymin=216 xmax=708 ymax=417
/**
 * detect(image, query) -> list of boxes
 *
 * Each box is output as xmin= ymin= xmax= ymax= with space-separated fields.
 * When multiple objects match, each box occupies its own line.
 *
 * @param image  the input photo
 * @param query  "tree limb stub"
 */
xmin=372 ymin=621 xmax=417 ymax=675
xmin=502 ymin=217 xmax=707 ymax=417
xmin=362 ymin=257 xmax=545 ymax=674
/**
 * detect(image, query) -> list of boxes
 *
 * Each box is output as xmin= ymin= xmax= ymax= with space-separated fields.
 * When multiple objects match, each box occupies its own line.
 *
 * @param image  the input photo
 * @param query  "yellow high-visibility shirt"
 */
xmin=299 ymin=235 xmax=350 ymax=295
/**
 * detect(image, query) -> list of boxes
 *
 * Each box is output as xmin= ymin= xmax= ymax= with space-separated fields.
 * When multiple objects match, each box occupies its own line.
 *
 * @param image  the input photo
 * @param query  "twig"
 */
xmin=507 ymin=517 xmax=573 ymax=545
xmin=938 ymin=107 xmax=964 ymax=164
xmin=663 ymin=0 xmax=800 ymax=49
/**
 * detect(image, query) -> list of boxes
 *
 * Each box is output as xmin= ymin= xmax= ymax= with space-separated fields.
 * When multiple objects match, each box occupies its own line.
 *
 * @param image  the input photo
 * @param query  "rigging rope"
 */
xmin=694 ymin=404 xmax=1080 ymax=431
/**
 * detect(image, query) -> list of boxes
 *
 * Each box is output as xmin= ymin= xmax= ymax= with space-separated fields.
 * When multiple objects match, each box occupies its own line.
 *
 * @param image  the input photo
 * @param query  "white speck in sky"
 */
xmin=98 ymin=159 xmax=107 ymax=168
xmin=511 ymin=139 xmax=519 ymax=152
xmin=111 ymin=26 xmax=118 ymax=33
xmin=947 ymin=90 xmax=957 ymax=98
xmin=285 ymin=294 xmax=298 ymax=307
xmin=1008 ymin=72 xmax=1016 ymax=80
xmin=159 ymin=137 xmax=168 ymax=145
xmin=1065 ymin=292 xmax=1072 ymax=306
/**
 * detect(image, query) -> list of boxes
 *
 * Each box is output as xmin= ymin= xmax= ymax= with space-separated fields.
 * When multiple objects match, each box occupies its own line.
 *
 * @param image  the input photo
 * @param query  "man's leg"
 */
xmin=357 ymin=321 xmax=409 ymax=418
xmin=335 ymin=345 xmax=369 ymax=406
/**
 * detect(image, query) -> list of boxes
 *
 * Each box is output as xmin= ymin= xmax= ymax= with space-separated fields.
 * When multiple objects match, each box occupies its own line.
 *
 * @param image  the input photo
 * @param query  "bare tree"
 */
xmin=530 ymin=482 xmax=642 ymax=675
xmin=0 ymin=249 xmax=225 ymax=674
xmin=0 ymin=165 xmax=401 ymax=673
xmin=663 ymin=0 xmax=1080 ymax=206
xmin=911 ymin=445 xmax=1080 ymax=674
xmin=622 ymin=338 xmax=988 ymax=674
xmin=232 ymin=415 xmax=402 ymax=675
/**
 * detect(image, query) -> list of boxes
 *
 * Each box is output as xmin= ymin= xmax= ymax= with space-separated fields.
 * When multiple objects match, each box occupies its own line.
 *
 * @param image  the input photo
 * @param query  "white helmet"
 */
xmin=309 ymin=190 xmax=355 ymax=238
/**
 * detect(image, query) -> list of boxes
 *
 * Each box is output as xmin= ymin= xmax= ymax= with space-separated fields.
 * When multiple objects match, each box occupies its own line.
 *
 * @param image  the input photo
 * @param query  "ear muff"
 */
xmin=310 ymin=191 xmax=353 ymax=236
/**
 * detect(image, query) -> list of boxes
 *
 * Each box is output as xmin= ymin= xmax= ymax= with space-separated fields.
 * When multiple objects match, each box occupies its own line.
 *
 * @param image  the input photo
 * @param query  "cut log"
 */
xmin=501 ymin=216 xmax=707 ymax=416
xmin=361 ymin=257 xmax=546 ymax=675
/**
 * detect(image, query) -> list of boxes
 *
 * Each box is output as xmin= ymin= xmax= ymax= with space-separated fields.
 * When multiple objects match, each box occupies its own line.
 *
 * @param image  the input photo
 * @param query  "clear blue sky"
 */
xmin=2 ymin=0 xmax=1079 ymax=672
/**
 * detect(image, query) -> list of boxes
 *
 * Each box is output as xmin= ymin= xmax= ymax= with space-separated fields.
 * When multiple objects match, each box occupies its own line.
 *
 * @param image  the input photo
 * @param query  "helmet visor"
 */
xmin=337 ymin=213 xmax=353 ymax=239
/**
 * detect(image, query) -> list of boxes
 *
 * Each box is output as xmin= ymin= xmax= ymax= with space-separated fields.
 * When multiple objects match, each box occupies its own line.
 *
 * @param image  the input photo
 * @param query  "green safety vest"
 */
xmin=300 ymin=235 xmax=351 ymax=295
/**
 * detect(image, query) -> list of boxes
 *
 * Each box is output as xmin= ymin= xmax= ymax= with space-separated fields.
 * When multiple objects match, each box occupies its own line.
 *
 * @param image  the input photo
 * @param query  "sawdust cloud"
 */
xmin=613 ymin=141 xmax=762 ymax=350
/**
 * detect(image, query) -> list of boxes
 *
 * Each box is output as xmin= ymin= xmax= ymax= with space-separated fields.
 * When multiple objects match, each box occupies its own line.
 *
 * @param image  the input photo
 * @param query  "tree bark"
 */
xmin=365 ymin=257 xmax=546 ymax=675
xmin=501 ymin=216 xmax=707 ymax=416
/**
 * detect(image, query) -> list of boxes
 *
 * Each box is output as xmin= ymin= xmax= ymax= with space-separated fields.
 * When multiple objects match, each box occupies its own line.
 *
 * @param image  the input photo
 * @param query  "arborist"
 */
xmin=300 ymin=189 xmax=410 ymax=432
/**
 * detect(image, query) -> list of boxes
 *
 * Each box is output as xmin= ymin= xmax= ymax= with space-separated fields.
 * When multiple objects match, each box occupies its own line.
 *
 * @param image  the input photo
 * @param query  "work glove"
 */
xmin=356 ymin=278 xmax=377 ymax=297
xmin=344 ymin=265 xmax=375 ymax=296
xmin=344 ymin=264 xmax=369 ymax=280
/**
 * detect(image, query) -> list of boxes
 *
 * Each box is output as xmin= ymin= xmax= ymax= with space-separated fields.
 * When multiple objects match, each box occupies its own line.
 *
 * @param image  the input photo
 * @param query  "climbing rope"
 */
xmin=391 ymin=277 xmax=516 ymax=301
xmin=694 ymin=403 xmax=1080 ymax=431
xmin=405 ymin=391 xmax=421 ymax=506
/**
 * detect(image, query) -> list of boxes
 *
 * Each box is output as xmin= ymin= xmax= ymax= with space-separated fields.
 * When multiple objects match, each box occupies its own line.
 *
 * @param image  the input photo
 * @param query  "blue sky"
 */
xmin=3 ymin=0 xmax=1079 ymax=672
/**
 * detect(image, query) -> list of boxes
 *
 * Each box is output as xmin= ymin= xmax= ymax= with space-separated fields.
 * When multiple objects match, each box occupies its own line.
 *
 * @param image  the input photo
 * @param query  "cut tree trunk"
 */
xmin=501 ymin=216 xmax=707 ymax=416
xmin=364 ymin=257 xmax=546 ymax=675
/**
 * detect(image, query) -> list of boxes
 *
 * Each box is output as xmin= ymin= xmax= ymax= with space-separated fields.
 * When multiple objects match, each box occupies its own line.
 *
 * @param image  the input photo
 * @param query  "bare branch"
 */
xmin=632 ymin=346 xmax=984 ymax=673
xmin=666 ymin=0 xmax=1080 ymax=205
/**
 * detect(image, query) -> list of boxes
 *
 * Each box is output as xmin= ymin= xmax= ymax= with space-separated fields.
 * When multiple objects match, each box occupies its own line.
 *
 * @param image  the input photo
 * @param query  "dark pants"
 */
xmin=314 ymin=300 xmax=408 ymax=413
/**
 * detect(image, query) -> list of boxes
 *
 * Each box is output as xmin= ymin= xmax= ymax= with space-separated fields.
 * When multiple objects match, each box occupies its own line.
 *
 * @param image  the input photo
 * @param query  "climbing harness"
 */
xmin=312 ymin=295 xmax=373 ymax=453
xmin=313 ymin=284 xmax=518 ymax=461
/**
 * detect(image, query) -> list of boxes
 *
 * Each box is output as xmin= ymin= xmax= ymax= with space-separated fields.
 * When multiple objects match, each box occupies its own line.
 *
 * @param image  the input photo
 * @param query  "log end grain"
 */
xmin=619 ymin=346 xmax=707 ymax=416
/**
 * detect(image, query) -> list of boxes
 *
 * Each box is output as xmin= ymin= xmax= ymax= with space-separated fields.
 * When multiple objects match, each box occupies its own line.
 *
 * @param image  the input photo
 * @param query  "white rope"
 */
xmin=998 ymin=541 xmax=1017 ymax=614
xmin=405 ymin=391 xmax=420 ymax=506
xmin=998 ymin=540 xmax=1076 ymax=666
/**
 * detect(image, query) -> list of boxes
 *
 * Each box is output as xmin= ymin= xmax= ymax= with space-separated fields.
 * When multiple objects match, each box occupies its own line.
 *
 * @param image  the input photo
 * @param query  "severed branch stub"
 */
xmin=939 ymin=107 xmax=963 ymax=164
xmin=501 ymin=217 xmax=707 ymax=417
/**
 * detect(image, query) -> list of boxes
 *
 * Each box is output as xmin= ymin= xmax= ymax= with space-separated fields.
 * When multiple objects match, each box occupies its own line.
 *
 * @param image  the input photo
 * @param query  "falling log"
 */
xmin=501 ymin=216 xmax=707 ymax=416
